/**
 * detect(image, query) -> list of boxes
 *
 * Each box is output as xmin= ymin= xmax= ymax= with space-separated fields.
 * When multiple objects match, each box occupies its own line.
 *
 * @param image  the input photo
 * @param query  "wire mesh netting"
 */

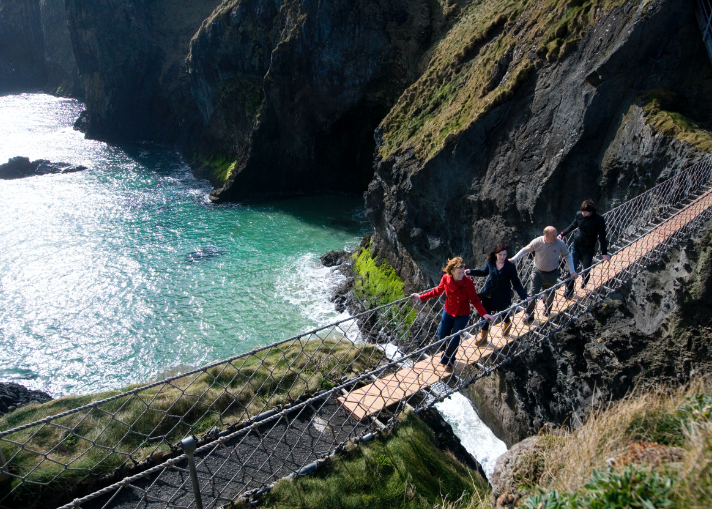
xmin=1 ymin=159 xmax=711 ymax=509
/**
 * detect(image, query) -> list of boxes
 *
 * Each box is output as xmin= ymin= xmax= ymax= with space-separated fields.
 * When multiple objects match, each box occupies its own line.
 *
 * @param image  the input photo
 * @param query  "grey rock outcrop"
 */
xmin=489 ymin=436 xmax=541 ymax=509
xmin=0 ymin=382 xmax=52 ymax=416
xmin=0 ymin=156 xmax=87 ymax=179
xmin=64 ymin=0 xmax=222 ymax=142
xmin=0 ymin=0 xmax=81 ymax=95
xmin=188 ymin=0 xmax=436 ymax=200
xmin=366 ymin=0 xmax=712 ymax=289
xmin=39 ymin=0 xmax=80 ymax=96
xmin=0 ymin=0 xmax=46 ymax=92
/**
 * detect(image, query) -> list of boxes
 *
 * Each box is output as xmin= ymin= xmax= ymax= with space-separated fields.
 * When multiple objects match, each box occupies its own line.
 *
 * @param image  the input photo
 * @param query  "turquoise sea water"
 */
xmin=0 ymin=94 xmax=370 ymax=397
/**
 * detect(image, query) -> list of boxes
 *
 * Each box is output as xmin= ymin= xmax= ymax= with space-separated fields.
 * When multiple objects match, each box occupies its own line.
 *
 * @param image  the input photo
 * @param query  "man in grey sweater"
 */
xmin=510 ymin=226 xmax=577 ymax=324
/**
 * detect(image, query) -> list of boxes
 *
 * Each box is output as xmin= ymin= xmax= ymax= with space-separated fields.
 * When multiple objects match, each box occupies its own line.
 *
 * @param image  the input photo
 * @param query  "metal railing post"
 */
xmin=181 ymin=437 xmax=204 ymax=509
xmin=0 ymin=447 xmax=8 ymax=482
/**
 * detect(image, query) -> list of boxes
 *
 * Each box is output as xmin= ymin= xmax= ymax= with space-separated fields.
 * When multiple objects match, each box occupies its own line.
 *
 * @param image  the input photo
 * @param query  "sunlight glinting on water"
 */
xmin=0 ymin=94 xmax=370 ymax=397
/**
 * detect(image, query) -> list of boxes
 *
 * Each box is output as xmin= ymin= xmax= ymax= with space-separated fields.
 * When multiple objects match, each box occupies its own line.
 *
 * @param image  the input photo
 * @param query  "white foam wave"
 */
xmin=277 ymin=253 xmax=353 ymax=329
xmin=435 ymin=392 xmax=508 ymax=480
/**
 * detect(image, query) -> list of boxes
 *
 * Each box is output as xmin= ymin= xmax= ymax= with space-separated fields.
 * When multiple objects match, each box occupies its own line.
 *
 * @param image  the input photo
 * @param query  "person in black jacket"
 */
xmin=466 ymin=243 xmax=530 ymax=345
xmin=560 ymin=199 xmax=611 ymax=298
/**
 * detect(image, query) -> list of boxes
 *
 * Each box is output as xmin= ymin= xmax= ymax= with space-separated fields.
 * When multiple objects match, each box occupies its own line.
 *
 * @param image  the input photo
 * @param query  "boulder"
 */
xmin=0 ymin=382 xmax=52 ymax=416
xmin=320 ymin=251 xmax=349 ymax=267
xmin=0 ymin=156 xmax=87 ymax=179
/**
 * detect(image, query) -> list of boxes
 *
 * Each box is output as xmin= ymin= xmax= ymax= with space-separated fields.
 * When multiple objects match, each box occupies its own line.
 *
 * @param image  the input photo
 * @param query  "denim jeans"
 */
xmin=525 ymin=268 xmax=559 ymax=316
xmin=438 ymin=311 xmax=470 ymax=366
xmin=566 ymin=243 xmax=595 ymax=294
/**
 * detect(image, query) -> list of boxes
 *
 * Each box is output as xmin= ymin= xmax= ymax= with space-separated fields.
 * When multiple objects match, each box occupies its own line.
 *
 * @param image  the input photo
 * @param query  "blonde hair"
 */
xmin=442 ymin=257 xmax=465 ymax=276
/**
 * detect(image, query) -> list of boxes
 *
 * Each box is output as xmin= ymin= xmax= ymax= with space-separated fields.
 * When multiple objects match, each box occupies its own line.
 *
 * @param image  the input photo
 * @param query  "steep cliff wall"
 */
xmin=39 ymin=0 xmax=80 ymax=96
xmin=366 ymin=0 xmax=712 ymax=287
xmin=0 ymin=0 xmax=81 ymax=96
xmin=64 ymin=0 xmax=221 ymax=142
xmin=466 ymin=221 xmax=712 ymax=447
xmin=189 ymin=0 xmax=446 ymax=198
xmin=0 ymin=0 xmax=45 ymax=92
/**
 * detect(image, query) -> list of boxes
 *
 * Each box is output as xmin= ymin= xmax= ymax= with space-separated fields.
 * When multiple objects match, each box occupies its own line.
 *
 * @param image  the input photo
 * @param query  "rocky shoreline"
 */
xmin=0 ymin=382 xmax=52 ymax=417
xmin=0 ymin=156 xmax=87 ymax=180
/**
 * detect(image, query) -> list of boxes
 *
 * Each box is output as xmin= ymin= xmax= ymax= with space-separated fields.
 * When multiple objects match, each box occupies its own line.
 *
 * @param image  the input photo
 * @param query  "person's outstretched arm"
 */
xmin=466 ymin=283 xmax=492 ymax=319
xmin=466 ymin=264 xmax=490 ymax=277
xmin=559 ymin=216 xmax=578 ymax=238
xmin=410 ymin=275 xmax=446 ymax=302
xmin=560 ymin=240 xmax=576 ymax=275
xmin=510 ymin=240 xmax=536 ymax=262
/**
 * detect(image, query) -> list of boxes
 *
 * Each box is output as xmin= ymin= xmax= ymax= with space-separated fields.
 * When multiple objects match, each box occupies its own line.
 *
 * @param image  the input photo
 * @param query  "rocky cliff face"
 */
xmin=465 ymin=222 xmax=712 ymax=447
xmin=0 ymin=0 xmax=81 ymax=95
xmin=188 ymin=0 xmax=442 ymax=199
xmin=366 ymin=0 xmax=712 ymax=288
xmin=0 ymin=0 xmax=46 ymax=92
xmin=39 ymin=0 xmax=80 ymax=96
xmin=64 ymin=0 xmax=222 ymax=142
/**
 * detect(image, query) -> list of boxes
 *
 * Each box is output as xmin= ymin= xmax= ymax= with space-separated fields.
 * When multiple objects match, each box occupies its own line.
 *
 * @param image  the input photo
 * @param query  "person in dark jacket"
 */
xmin=466 ymin=243 xmax=530 ymax=345
xmin=560 ymin=199 xmax=611 ymax=298
xmin=411 ymin=257 xmax=493 ymax=371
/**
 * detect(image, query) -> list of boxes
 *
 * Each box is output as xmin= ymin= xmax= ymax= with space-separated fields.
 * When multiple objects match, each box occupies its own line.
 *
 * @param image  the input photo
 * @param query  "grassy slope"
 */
xmin=490 ymin=383 xmax=712 ymax=508
xmin=0 ymin=340 xmax=380 ymax=507
xmin=643 ymin=88 xmax=712 ymax=154
xmin=378 ymin=0 xmax=628 ymax=165
xmin=261 ymin=410 xmax=491 ymax=509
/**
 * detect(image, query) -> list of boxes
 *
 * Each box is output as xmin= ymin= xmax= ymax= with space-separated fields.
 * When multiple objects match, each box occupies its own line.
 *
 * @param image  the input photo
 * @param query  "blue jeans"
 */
xmin=438 ymin=312 xmax=470 ymax=366
xmin=566 ymin=243 xmax=595 ymax=294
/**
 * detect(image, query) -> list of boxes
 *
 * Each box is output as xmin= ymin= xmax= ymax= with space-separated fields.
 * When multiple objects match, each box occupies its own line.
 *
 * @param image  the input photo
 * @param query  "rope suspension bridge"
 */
xmin=1 ymin=158 xmax=712 ymax=509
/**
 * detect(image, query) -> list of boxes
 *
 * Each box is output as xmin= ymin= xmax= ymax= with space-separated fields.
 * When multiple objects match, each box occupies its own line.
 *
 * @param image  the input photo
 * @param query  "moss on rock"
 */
xmin=643 ymin=87 xmax=712 ymax=154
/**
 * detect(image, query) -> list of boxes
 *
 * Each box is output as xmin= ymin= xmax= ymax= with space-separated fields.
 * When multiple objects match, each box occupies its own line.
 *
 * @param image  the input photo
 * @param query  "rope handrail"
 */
xmin=1 ymin=158 xmax=711 ymax=509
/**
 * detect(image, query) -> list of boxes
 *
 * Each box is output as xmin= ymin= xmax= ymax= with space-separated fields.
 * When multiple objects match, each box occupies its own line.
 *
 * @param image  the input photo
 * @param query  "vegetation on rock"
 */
xmin=643 ymin=88 xmax=712 ymax=154
xmin=378 ymin=0 xmax=628 ymax=165
xmin=505 ymin=383 xmax=712 ymax=509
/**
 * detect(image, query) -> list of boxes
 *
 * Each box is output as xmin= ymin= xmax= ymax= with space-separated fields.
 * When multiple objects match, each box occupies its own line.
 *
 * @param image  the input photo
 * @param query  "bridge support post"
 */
xmin=0 ymin=447 xmax=8 ymax=482
xmin=181 ymin=436 xmax=204 ymax=509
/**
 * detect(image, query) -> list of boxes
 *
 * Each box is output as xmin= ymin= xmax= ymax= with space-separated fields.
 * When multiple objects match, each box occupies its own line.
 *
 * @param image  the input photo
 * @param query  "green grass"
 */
xmin=379 ymin=0 xmax=628 ymax=165
xmin=503 ymin=383 xmax=712 ymax=509
xmin=353 ymin=246 xmax=407 ymax=308
xmin=260 ymin=410 xmax=490 ymax=509
xmin=523 ymin=465 xmax=675 ymax=509
xmin=642 ymin=88 xmax=712 ymax=153
xmin=0 ymin=340 xmax=381 ymax=508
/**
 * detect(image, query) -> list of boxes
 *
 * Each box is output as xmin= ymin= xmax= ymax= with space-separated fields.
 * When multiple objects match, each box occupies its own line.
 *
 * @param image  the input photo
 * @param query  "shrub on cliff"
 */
xmin=491 ymin=382 xmax=712 ymax=508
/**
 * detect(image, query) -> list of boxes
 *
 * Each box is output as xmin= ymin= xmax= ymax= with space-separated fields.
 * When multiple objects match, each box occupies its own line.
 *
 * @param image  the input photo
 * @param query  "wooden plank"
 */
xmin=338 ymin=188 xmax=712 ymax=418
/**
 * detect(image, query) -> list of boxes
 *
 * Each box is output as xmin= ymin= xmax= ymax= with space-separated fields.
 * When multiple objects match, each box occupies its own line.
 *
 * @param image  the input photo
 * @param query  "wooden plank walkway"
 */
xmin=338 ymin=186 xmax=712 ymax=420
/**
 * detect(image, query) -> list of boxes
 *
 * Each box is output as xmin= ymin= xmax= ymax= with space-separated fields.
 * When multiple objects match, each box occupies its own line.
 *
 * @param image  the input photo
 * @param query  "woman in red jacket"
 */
xmin=411 ymin=257 xmax=493 ymax=371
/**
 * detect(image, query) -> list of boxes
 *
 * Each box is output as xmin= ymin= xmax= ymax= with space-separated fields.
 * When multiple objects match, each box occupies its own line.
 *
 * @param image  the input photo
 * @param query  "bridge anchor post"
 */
xmin=181 ymin=436 xmax=204 ymax=509
xmin=0 ymin=447 xmax=8 ymax=482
